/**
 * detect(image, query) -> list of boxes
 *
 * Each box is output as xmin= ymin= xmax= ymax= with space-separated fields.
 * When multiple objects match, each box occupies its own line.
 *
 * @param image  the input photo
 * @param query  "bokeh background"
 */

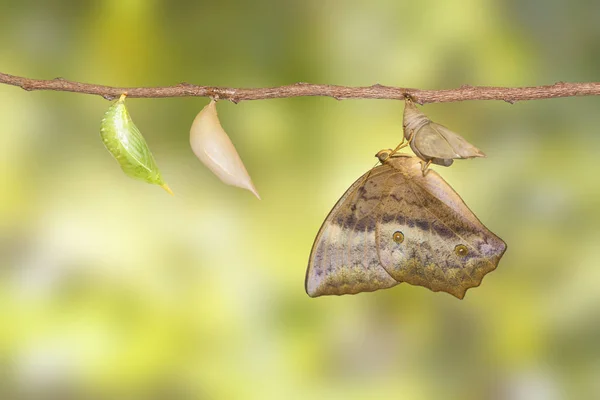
xmin=2 ymin=1 xmax=600 ymax=399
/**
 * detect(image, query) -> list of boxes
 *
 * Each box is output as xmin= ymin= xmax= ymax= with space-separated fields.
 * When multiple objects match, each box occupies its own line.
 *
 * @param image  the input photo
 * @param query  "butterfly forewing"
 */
xmin=306 ymin=166 xmax=399 ymax=297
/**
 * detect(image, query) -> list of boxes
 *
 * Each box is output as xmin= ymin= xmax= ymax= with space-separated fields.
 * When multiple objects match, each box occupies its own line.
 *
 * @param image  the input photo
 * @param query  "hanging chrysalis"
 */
xmin=401 ymin=98 xmax=485 ymax=174
xmin=100 ymin=94 xmax=172 ymax=194
xmin=189 ymin=100 xmax=260 ymax=199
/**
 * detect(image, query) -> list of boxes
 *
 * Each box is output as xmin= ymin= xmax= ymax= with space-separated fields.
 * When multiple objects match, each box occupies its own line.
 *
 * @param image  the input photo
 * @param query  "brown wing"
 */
xmin=375 ymin=156 xmax=505 ymax=298
xmin=306 ymin=155 xmax=506 ymax=299
xmin=305 ymin=165 xmax=399 ymax=297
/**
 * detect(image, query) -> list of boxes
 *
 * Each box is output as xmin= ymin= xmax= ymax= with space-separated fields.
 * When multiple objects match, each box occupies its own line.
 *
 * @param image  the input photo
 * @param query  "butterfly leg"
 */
xmin=421 ymin=160 xmax=432 ymax=176
xmin=389 ymin=130 xmax=415 ymax=157
xmin=389 ymin=138 xmax=407 ymax=155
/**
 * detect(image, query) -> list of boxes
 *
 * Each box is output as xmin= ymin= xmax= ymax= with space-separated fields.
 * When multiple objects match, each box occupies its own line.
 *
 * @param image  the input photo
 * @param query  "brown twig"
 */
xmin=1 ymin=72 xmax=599 ymax=104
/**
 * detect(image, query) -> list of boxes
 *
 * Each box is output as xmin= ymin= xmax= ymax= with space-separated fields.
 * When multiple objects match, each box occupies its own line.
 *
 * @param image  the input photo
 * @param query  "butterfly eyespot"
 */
xmin=455 ymin=244 xmax=469 ymax=257
xmin=392 ymin=231 xmax=404 ymax=243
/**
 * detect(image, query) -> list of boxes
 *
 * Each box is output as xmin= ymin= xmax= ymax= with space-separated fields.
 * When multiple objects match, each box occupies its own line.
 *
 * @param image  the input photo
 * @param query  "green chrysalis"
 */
xmin=100 ymin=94 xmax=172 ymax=194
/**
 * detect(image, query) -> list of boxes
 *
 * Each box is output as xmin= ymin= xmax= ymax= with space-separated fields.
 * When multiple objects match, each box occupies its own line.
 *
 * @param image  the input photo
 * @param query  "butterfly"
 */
xmin=305 ymin=151 xmax=506 ymax=299
xmin=401 ymin=99 xmax=486 ymax=174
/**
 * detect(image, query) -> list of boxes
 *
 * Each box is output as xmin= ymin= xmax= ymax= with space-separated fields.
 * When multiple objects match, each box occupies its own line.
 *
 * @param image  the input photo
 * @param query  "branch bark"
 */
xmin=1 ymin=72 xmax=599 ymax=104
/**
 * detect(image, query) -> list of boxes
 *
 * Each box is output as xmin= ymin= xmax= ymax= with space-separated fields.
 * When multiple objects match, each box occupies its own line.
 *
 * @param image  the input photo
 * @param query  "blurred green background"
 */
xmin=2 ymin=0 xmax=600 ymax=399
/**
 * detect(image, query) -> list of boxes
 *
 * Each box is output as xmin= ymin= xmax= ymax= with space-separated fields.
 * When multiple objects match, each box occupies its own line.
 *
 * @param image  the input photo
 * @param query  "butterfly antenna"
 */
xmin=363 ymin=159 xmax=380 ymax=182
xmin=347 ymin=159 xmax=381 ymax=205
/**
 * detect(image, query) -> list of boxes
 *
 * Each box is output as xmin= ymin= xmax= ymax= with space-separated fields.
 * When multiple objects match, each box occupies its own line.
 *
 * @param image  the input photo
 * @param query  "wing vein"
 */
xmin=375 ymin=171 xmax=402 ymax=276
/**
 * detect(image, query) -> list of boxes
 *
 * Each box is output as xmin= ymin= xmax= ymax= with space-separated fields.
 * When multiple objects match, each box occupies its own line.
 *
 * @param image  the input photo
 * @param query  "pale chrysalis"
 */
xmin=402 ymin=99 xmax=485 ymax=174
xmin=100 ymin=94 xmax=173 ymax=194
xmin=189 ymin=100 xmax=260 ymax=199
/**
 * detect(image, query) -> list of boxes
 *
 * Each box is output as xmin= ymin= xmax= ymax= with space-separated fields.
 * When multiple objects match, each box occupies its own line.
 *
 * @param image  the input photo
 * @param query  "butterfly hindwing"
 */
xmin=375 ymin=157 xmax=505 ymax=298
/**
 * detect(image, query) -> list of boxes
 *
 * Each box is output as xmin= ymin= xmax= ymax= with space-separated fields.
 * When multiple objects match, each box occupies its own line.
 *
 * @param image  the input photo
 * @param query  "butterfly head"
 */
xmin=376 ymin=149 xmax=394 ymax=164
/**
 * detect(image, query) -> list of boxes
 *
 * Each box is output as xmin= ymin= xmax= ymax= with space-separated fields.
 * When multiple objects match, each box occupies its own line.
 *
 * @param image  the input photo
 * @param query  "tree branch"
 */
xmin=1 ymin=72 xmax=599 ymax=104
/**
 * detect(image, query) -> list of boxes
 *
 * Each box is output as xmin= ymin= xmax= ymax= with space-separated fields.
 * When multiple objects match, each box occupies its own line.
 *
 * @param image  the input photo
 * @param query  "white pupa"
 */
xmin=190 ymin=100 xmax=260 ymax=199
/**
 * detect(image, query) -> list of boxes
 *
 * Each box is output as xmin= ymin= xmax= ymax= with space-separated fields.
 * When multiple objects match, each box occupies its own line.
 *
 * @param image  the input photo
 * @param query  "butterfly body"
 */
xmin=306 ymin=154 xmax=505 ymax=299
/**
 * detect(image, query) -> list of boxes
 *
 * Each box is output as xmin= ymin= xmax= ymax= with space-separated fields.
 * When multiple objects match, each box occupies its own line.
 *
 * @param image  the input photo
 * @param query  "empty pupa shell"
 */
xmin=403 ymin=99 xmax=485 ymax=167
xmin=190 ymin=100 xmax=260 ymax=199
xmin=100 ymin=94 xmax=172 ymax=194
